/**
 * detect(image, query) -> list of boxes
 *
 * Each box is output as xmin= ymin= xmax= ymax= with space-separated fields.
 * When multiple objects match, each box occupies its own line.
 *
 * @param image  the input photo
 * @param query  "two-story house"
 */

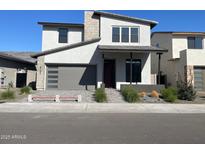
xmin=32 ymin=11 xmax=167 ymax=90
xmin=151 ymin=32 xmax=205 ymax=91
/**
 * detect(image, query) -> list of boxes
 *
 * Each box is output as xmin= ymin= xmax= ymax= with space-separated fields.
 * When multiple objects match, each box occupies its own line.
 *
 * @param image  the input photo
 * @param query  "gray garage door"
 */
xmin=47 ymin=65 xmax=96 ymax=90
xmin=194 ymin=67 xmax=205 ymax=91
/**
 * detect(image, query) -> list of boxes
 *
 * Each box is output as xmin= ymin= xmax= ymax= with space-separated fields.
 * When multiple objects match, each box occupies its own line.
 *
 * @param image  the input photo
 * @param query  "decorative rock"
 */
xmin=151 ymin=90 xmax=159 ymax=98
xmin=139 ymin=92 xmax=147 ymax=97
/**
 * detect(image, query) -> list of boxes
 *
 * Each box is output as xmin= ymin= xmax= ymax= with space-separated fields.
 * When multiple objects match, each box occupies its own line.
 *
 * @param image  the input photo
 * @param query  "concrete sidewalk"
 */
xmin=1 ymin=102 xmax=205 ymax=113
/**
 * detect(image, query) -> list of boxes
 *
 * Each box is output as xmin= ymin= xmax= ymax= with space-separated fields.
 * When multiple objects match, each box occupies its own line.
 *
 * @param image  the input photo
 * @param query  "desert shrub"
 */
xmin=1 ymin=89 xmax=15 ymax=100
xmin=177 ymin=80 xmax=196 ymax=101
xmin=151 ymin=90 xmax=159 ymax=98
xmin=28 ymin=81 xmax=36 ymax=90
xmin=95 ymin=88 xmax=107 ymax=102
xmin=161 ymin=87 xmax=177 ymax=102
xmin=20 ymin=86 xmax=32 ymax=94
xmin=121 ymin=86 xmax=139 ymax=103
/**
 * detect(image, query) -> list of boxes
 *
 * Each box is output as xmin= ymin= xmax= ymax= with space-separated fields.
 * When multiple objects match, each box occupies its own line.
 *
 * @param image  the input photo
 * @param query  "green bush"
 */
xmin=20 ymin=86 xmax=32 ymax=94
xmin=177 ymin=80 xmax=196 ymax=101
xmin=121 ymin=86 xmax=139 ymax=103
xmin=1 ymin=89 xmax=15 ymax=100
xmin=161 ymin=87 xmax=177 ymax=102
xmin=95 ymin=88 xmax=107 ymax=102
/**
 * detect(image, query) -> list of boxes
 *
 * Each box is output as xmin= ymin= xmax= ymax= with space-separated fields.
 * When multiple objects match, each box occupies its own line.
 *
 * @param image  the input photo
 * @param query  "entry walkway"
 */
xmin=105 ymin=88 xmax=125 ymax=103
xmin=1 ymin=103 xmax=205 ymax=113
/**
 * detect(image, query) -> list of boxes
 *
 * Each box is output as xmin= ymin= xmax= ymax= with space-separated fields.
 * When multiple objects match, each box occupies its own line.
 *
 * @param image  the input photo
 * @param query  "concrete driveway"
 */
xmin=1 ymin=103 xmax=205 ymax=113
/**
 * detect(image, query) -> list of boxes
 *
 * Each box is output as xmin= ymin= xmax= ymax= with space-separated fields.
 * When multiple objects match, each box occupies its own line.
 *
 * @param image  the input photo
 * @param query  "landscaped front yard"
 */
xmin=0 ymin=86 xmax=33 ymax=103
xmin=1 ymin=81 xmax=205 ymax=104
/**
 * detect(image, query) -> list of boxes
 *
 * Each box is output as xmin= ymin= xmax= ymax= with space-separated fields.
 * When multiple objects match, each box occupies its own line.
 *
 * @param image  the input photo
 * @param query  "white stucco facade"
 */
xmin=44 ymin=42 xmax=151 ymax=90
xmin=36 ymin=11 xmax=158 ymax=90
xmin=172 ymin=36 xmax=205 ymax=61
xmin=99 ymin=16 xmax=151 ymax=46
xmin=42 ymin=26 xmax=83 ymax=50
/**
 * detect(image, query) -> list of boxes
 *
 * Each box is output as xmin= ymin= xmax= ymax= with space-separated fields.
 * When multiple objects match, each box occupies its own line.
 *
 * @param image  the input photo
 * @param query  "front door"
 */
xmin=104 ymin=60 xmax=115 ymax=88
xmin=16 ymin=73 xmax=27 ymax=88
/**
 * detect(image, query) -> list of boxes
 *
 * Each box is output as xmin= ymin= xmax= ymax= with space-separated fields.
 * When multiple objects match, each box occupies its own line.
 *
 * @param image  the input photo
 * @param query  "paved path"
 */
xmin=105 ymin=88 xmax=125 ymax=103
xmin=1 ymin=103 xmax=205 ymax=113
xmin=1 ymin=113 xmax=205 ymax=143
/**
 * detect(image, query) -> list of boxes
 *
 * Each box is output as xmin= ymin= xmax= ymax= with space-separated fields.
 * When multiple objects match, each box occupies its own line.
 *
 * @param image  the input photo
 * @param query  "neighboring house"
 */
xmin=151 ymin=32 xmax=205 ymax=91
xmin=32 ymin=11 xmax=167 ymax=90
xmin=0 ymin=52 xmax=36 ymax=88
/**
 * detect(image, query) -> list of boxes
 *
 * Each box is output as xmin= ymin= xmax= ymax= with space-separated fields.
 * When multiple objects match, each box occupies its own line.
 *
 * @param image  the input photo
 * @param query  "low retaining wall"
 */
xmin=28 ymin=94 xmax=82 ymax=103
xmin=121 ymin=84 xmax=165 ymax=93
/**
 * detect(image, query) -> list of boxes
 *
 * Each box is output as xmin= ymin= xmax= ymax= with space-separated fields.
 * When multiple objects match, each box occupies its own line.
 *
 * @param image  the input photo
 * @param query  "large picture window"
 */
xmin=59 ymin=28 xmax=68 ymax=43
xmin=126 ymin=59 xmax=141 ymax=82
xmin=188 ymin=37 xmax=203 ymax=49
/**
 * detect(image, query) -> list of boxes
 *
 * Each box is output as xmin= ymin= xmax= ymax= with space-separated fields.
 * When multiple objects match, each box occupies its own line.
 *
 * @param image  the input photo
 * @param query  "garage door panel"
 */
xmin=58 ymin=65 xmax=96 ymax=90
xmin=194 ymin=67 xmax=205 ymax=91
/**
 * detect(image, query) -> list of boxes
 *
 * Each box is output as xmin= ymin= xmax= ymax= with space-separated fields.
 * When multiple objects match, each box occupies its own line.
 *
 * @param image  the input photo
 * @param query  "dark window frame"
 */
xmin=58 ymin=28 xmax=68 ymax=43
xmin=126 ymin=59 xmax=142 ymax=82
xmin=188 ymin=37 xmax=203 ymax=49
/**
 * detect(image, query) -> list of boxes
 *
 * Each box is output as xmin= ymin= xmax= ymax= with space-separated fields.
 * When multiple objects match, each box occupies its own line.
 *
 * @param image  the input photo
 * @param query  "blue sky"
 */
xmin=1 ymin=10 xmax=205 ymax=52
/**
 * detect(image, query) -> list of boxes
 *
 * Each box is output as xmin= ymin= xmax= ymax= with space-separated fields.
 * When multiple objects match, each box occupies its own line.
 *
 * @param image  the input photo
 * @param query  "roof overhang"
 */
xmin=152 ymin=31 xmax=205 ymax=37
xmin=98 ymin=45 xmax=168 ymax=53
xmin=172 ymin=32 xmax=205 ymax=36
xmin=94 ymin=11 xmax=158 ymax=29
xmin=0 ymin=53 xmax=36 ymax=64
xmin=32 ymin=38 xmax=101 ymax=58
xmin=38 ymin=22 xmax=84 ymax=28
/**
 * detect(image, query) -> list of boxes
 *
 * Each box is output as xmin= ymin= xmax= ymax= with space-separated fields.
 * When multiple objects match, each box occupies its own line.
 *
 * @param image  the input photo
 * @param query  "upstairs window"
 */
xmin=188 ymin=37 xmax=203 ymax=49
xmin=112 ymin=27 xmax=120 ymax=42
xmin=121 ymin=27 xmax=129 ymax=42
xmin=59 ymin=28 xmax=68 ymax=43
xmin=131 ymin=28 xmax=139 ymax=43
xmin=112 ymin=26 xmax=139 ymax=43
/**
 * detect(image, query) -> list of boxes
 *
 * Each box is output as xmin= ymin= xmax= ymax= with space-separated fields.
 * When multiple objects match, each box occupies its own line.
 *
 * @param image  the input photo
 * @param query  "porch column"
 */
xmin=157 ymin=52 xmax=163 ymax=84
xmin=130 ymin=52 xmax=133 ymax=85
xmin=102 ymin=53 xmax=104 ymax=88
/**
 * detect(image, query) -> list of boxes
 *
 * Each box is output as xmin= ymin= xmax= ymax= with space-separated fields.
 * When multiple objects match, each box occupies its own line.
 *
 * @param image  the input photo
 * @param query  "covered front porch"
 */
xmin=97 ymin=45 xmax=168 ymax=90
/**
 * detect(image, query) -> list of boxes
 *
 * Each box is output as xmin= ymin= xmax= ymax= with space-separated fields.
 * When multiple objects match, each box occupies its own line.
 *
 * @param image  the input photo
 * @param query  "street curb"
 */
xmin=0 ymin=103 xmax=205 ymax=113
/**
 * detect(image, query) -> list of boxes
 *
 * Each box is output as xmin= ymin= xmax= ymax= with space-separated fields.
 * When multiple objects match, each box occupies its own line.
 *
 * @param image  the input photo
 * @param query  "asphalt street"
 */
xmin=0 ymin=113 xmax=205 ymax=144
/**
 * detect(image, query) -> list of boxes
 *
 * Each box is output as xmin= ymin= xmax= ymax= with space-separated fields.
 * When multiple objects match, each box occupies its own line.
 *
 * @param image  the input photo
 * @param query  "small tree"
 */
xmin=177 ymin=80 xmax=196 ymax=101
xmin=177 ymin=69 xmax=196 ymax=101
